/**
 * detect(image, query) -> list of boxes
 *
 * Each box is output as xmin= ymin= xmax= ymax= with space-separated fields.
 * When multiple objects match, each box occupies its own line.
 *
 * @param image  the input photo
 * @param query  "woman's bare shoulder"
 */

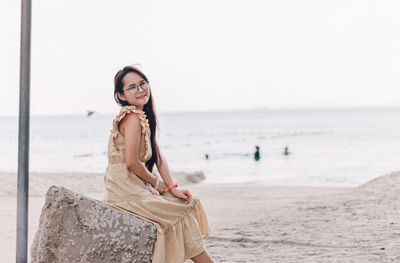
xmin=118 ymin=111 xmax=142 ymax=137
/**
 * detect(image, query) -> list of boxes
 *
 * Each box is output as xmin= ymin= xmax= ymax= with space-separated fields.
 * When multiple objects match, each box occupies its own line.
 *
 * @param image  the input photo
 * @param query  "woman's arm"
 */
xmin=156 ymin=150 xmax=175 ymax=188
xmin=120 ymin=113 xmax=157 ymax=186
xmin=157 ymin=150 xmax=192 ymax=204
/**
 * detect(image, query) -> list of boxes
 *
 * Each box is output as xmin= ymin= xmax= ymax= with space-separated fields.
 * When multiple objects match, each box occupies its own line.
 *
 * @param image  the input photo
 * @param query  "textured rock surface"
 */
xmin=30 ymin=186 xmax=157 ymax=263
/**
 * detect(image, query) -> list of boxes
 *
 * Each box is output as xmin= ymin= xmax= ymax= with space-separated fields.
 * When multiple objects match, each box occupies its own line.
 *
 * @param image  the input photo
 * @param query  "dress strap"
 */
xmin=111 ymin=105 xmax=150 ymax=139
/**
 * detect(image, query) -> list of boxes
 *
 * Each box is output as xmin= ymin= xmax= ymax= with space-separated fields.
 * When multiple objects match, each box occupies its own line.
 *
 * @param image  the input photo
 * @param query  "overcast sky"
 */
xmin=1 ymin=0 xmax=400 ymax=116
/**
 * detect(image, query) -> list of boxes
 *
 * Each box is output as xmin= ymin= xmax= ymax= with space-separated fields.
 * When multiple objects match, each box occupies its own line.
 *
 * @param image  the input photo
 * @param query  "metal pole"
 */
xmin=17 ymin=0 xmax=32 ymax=262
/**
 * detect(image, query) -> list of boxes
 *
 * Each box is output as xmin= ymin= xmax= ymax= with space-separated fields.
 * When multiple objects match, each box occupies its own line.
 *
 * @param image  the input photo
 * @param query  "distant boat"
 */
xmin=73 ymin=153 xmax=94 ymax=158
xmin=86 ymin=110 xmax=95 ymax=117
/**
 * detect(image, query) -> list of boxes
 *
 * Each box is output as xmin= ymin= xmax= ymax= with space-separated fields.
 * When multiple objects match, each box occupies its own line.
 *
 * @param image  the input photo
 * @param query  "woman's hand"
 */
xmin=146 ymin=177 xmax=167 ymax=196
xmin=170 ymin=187 xmax=193 ymax=205
xmin=145 ymin=182 xmax=160 ymax=195
xmin=154 ymin=178 xmax=167 ymax=194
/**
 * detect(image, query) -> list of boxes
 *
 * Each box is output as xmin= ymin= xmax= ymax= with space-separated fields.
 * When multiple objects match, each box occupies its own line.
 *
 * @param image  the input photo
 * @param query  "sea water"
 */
xmin=1 ymin=108 xmax=399 ymax=187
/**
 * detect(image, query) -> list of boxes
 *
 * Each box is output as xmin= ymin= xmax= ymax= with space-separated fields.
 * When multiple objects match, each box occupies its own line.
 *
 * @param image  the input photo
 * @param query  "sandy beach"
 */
xmin=1 ymin=171 xmax=399 ymax=262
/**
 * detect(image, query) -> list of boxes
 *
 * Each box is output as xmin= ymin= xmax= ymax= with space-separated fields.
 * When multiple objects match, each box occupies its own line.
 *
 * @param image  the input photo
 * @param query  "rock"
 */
xmin=30 ymin=186 xmax=157 ymax=263
xmin=171 ymin=170 xmax=206 ymax=185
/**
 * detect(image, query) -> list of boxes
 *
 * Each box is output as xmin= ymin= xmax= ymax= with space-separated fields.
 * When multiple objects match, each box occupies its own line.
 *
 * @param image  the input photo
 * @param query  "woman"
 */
xmin=102 ymin=65 xmax=214 ymax=263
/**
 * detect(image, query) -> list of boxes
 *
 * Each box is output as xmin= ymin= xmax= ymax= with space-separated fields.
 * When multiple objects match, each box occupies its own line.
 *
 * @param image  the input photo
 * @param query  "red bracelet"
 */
xmin=168 ymin=182 xmax=178 ymax=191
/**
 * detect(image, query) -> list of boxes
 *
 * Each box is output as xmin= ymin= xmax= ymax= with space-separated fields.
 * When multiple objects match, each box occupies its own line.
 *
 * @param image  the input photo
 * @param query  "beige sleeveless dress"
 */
xmin=102 ymin=105 xmax=210 ymax=263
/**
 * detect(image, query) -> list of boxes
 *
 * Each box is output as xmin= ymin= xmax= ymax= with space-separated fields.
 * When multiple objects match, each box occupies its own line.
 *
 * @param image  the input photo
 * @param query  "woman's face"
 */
xmin=118 ymin=72 xmax=150 ymax=109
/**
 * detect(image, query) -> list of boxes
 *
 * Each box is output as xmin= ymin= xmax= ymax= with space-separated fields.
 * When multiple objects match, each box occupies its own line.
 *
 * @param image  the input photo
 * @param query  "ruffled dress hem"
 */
xmin=102 ymin=197 xmax=210 ymax=263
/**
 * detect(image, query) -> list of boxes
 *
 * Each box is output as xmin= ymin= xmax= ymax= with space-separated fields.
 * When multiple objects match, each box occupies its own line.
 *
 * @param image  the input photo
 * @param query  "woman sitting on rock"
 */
xmin=102 ymin=65 xmax=213 ymax=263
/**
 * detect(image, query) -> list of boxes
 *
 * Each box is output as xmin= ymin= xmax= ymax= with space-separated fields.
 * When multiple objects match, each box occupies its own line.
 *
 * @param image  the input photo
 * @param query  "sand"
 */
xmin=1 ymin=171 xmax=400 ymax=262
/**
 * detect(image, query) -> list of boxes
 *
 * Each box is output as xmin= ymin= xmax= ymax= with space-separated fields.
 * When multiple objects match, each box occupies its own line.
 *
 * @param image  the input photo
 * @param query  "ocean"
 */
xmin=1 ymin=108 xmax=399 ymax=187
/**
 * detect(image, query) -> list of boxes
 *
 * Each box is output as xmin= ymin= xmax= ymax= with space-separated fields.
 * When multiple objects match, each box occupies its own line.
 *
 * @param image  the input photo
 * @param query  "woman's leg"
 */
xmin=191 ymin=250 xmax=214 ymax=263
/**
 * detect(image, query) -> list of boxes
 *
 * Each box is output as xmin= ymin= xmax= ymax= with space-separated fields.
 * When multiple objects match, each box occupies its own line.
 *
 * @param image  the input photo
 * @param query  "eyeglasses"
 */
xmin=124 ymin=80 xmax=150 ymax=94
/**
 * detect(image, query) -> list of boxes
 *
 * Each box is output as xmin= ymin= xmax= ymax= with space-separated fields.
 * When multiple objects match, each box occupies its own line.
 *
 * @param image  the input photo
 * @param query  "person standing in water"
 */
xmin=254 ymin=145 xmax=261 ymax=161
xmin=284 ymin=146 xmax=290 ymax=156
xmin=102 ymin=66 xmax=213 ymax=263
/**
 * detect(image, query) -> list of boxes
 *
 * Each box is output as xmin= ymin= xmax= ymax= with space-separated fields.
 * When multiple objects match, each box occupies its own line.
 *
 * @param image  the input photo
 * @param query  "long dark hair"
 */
xmin=113 ymin=65 xmax=162 ymax=173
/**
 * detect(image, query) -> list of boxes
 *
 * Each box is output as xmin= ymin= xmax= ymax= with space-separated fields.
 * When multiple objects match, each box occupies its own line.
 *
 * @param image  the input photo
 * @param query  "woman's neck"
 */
xmin=130 ymin=104 xmax=143 ymax=111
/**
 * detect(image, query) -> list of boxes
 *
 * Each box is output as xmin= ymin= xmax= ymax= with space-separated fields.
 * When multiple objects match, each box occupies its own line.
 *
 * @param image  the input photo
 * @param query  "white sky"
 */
xmin=1 ymin=0 xmax=400 ymax=116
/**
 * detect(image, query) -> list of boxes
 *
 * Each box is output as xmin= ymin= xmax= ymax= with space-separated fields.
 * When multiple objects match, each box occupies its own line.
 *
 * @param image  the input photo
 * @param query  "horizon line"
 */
xmin=1 ymin=105 xmax=400 ymax=117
